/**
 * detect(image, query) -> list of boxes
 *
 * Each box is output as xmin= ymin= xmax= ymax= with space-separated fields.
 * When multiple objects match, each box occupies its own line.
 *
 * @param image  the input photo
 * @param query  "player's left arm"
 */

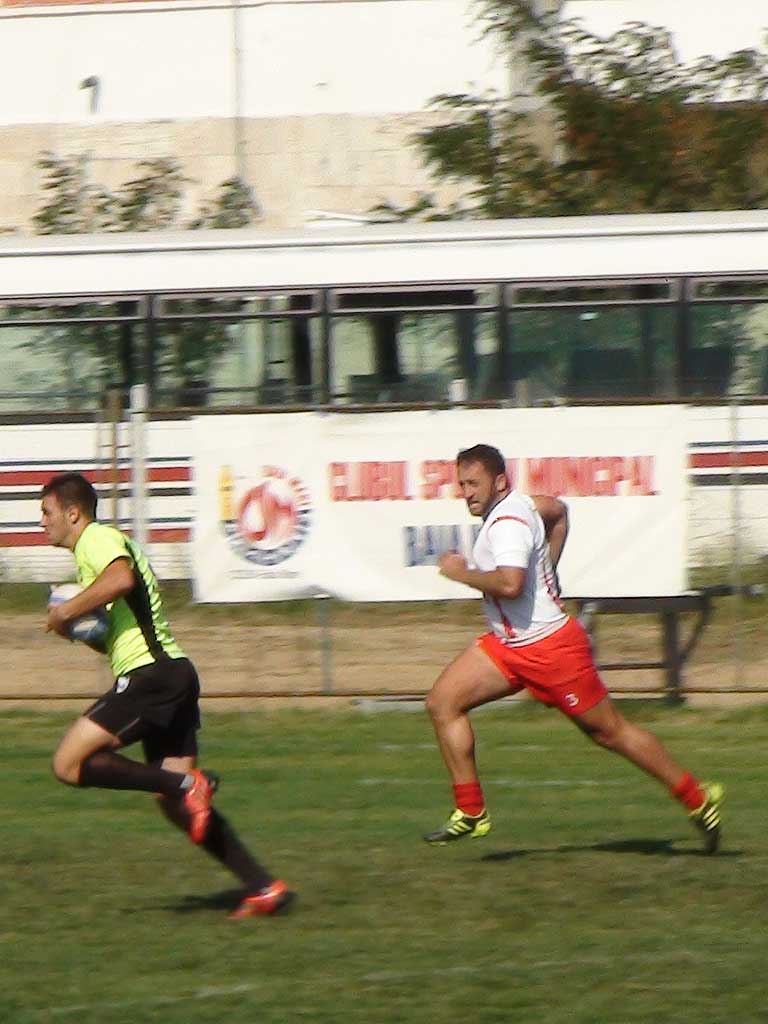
xmin=530 ymin=494 xmax=569 ymax=568
xmin=437 ymin=554 xmax=526 ymax=599
xmin=46 ymin=557 xmax=134 ymax=637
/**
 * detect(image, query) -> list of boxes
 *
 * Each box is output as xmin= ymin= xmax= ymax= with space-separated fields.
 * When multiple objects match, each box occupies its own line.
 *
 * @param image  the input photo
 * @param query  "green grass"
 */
xmin=2 ymin=704 xmax=767 ymax=1024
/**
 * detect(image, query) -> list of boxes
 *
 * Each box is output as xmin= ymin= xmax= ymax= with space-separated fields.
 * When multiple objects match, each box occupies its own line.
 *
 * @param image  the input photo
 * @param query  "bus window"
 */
xmin=152 ymin=292 xmax=321 ymax=407
xmin=688 ymin=304 xmax=768 ymax=396
xmin=688 ymin=279 xmax=768 ymax=396
xmin=0 ymin=299 xmax=144 ymax=412
xmin=329 ymin=287 xmax=497 ymax=403
xmin=506 ymin=283 xmax=677 ymax=402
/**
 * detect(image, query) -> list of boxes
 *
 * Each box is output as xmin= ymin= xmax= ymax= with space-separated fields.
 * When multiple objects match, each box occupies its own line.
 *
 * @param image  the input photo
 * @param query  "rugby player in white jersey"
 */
xmin=423 ymin=444 xmax=723 ymax=852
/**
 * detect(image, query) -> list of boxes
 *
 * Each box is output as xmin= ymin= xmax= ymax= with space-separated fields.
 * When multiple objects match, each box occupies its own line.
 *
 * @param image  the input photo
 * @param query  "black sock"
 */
xmin=79 ymin=750 xmax=187 ymax=796
xmin=202 ymin=809 xmax=274 ymax=892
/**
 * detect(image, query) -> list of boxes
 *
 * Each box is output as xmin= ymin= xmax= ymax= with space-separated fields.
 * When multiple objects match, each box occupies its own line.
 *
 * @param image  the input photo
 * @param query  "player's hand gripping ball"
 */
xmin=48 ymin=583 xmax=109 ymax=652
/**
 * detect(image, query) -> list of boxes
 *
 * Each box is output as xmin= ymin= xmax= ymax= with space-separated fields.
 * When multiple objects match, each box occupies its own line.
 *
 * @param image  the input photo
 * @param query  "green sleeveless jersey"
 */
xmin=73 ymin=521 xmax=185 ymax=677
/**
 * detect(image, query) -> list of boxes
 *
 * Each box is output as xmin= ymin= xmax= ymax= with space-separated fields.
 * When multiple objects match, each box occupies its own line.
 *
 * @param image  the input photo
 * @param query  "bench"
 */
xmin=572 ymin=586 xmax=763 ymax=703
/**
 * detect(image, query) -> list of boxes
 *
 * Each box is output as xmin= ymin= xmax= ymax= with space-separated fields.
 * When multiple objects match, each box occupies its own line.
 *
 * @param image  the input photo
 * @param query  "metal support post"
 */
xmin=661 ymin=610 xmax=684 ymax=704
xmin=130 ymin=384 xmax=149 ymax=546
xmin=315 ymin=595 xmax=334 ymax=694
xmin=106 ymin=385 xmax=123 ymax=527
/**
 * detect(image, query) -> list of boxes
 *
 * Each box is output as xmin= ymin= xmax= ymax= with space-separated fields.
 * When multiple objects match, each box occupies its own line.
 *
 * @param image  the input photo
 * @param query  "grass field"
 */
xmin=3 ymin=703 xmax=767 ymax=1024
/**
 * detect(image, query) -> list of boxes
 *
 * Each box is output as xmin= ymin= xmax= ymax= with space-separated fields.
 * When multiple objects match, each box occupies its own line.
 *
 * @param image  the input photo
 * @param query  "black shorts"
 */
xmin=85 ymin=656 xmax=201 ymax=763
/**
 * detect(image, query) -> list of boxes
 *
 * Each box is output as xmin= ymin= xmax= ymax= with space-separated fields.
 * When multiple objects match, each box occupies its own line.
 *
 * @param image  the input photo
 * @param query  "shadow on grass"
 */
xmin=152 ymin=888 xmax=244 ymax=914
xmin=482 ymin=837 xmax=745 ymax=861
xmin=154 ymin=887 xmax=300 ymax=917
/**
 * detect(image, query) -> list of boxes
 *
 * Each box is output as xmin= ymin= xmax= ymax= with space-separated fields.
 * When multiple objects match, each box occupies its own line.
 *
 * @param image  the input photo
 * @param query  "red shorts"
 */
xmin=477 ymin=618 xmax=607 ymax=717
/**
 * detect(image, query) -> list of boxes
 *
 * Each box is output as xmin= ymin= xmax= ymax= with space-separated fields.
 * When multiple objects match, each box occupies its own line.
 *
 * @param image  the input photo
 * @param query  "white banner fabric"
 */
xmin=192 ymin=407 xmax=688 ymax=602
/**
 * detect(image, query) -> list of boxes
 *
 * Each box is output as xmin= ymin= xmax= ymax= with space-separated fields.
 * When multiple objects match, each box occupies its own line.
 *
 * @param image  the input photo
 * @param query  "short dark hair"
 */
xmin=456 ymin=444 xmax=507 ymax=479
xmin=41 ymin=472 xmax=98 ymax=518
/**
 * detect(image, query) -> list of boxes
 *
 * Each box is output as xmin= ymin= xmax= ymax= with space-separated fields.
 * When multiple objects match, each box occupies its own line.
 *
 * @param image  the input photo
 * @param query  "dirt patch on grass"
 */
xmin=4 ymin=596 xmax=766 ymax=704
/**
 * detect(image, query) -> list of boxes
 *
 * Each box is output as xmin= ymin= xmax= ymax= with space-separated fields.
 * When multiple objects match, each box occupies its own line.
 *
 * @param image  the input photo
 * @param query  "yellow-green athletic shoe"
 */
xmin=689 ymin=782 xmax=724 ymax=854
xmin=424 ymin=808 xmax=492 ymax=845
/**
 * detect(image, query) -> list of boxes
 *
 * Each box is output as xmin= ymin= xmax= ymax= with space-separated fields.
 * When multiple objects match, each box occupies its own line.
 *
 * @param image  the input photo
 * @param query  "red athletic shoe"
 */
xmin=183 ymin=769 xmax=219 ymax=844
xmin=228 ymin=880 xmax=294 ymax=919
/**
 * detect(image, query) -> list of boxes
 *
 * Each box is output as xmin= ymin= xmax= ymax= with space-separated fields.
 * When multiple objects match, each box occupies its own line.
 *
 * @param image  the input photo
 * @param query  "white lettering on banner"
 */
xmin=192 ymin=407 xmax=687 ymax=601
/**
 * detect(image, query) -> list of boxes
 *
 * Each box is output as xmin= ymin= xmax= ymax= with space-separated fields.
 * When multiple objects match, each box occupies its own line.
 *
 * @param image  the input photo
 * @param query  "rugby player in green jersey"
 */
xmin=41 ymin=472 xmax=292 ymax=919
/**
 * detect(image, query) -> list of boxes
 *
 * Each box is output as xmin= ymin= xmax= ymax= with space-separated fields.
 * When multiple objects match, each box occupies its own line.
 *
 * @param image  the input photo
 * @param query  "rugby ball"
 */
xmin=48 ymin=583 xmax=109 ymax=652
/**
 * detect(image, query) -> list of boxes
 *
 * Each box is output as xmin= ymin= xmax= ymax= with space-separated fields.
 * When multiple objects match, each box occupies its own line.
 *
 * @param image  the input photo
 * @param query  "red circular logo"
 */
xmin=238 ymin=479 xmax=298 ymax=549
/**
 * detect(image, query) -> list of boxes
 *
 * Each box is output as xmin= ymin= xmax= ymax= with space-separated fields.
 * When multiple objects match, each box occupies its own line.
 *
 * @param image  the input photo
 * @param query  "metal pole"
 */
xmin=106 ymin=385 xmax=123 ymax=527
xmin=130 ymin=384 xmax=149 ymax=546
xmin=661 ymin=610 xmax=684 ymax=705
xmin=230 ymin=0 xmax=255 ymax=207
xmin=729 ymin=396 xmax=743 ymax=687
xmin=315 ymin=594 xmax=334 ymax=694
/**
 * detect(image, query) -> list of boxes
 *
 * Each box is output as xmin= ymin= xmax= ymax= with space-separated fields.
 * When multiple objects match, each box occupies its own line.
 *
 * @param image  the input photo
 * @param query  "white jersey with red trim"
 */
xmin=472 ymin=490 xmax=568 ymax=647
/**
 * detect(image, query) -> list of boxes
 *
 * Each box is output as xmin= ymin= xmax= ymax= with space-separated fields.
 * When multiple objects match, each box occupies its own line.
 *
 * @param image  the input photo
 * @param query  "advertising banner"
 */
xmin=192 ymin=407 xmax=688 ymax=602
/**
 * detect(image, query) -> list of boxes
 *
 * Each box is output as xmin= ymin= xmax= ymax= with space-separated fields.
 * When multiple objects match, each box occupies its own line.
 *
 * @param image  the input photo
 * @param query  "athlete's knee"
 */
xmin=51 ymin=748 xmax=82 ymax=786
xmin=424 ymin=687 xmax=439 ymax=718
xmin=425 ymin=686 xmax=456 ymax=722
xmin=587 ymin=726 xmax=621 ymax=751
xmin=579 ymin=715 xmax=625 ymax=751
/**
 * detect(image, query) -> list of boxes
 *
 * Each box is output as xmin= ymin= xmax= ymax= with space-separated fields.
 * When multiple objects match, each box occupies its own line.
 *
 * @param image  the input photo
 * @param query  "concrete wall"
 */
xmin=0 ymin=112 xmax=473 ymax=231
xmin=0 ymin=0 xmax=510 ymax=231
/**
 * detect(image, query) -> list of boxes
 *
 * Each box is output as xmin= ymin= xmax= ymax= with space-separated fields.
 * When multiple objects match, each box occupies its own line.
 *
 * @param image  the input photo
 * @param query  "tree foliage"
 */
xmin=29 ymin=154 xmax=260 ymax=403
xmin=387 ymin=0 xmax=768 ymax=219
xmin=32 ymin=153 xmax=257 ymax=234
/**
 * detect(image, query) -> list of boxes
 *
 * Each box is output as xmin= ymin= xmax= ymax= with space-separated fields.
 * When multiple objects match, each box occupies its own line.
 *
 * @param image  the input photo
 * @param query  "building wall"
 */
xmin=0 ymin=0 xmax=510 ymax=231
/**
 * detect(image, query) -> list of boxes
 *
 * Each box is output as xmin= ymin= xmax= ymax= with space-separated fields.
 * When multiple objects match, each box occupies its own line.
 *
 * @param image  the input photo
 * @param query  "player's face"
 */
xmin=40 ymin=495 xmax=74 ymax=548
xmin=457 ymin=460 xmax=508 ymax=517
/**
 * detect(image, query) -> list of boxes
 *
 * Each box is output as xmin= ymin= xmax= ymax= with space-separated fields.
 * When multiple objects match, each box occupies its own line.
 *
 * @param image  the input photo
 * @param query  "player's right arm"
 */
xmin=530 ymin=495 xmax=569 ymax=568
xmin=46 ymin=558 xmax=134 ymax=637
xmin=438 ymin=552 xmax=526 ymax=599
xmin=48 ymin=526 xmax=136 ymax=637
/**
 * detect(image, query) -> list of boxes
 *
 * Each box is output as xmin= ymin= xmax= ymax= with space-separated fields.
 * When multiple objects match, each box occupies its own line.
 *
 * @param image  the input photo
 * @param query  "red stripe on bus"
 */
xmin=0 ymin=527 xmax=190 ymax=547
xmin=0 ymin=466 xmax=190 ymax=486
xmin=690 ymin=452 xmax=768 ymax=469
xmin=0 ymin=532 xmax=50 ymax=546
xmin=148 ymin=527 xmax=191 ymax=543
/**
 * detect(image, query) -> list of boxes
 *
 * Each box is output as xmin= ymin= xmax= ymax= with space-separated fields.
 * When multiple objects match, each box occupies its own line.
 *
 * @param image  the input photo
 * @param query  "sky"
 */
xmin=563 ymin=1 xmax=768 ymax=62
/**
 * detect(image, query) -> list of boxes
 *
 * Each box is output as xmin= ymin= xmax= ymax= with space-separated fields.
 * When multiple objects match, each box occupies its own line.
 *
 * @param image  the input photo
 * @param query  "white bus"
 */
xmin=1 ymin=208 xmax=768 ymax=412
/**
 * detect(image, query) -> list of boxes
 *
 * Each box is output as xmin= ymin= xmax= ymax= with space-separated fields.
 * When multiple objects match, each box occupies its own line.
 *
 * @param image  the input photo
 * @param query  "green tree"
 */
xmin=32 ymin=152 xmax=116 ymax=234
xmin=32 ymin=153 xmax=257 ymax=234
xmin=382 ymin=0 xmax=768 ymax=219
xmin=28 ymin=154 xmax=260 ymax=405
xmin=189 ymin=177 xmax=259 ymax=229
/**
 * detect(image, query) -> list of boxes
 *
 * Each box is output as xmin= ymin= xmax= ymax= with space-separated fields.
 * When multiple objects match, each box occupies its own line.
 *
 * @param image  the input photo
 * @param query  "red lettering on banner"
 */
xmin=504 ymin=459 xmax=518 ymax=488
xmin=629 ymin=456 xmax=655 ymax=495
xmin=561 ymin=458 xmax=590 ymax=495
xmin=526 ymin=458 xmax=547 ymax=493
xmin=419 ymin=457 xmax=517 ymax=499
xmin=419 ymin=460 xmax=457 ymax=500
xmin=520 ymin=456 xmax=655 ymax=496
xmin=329 ymin=462 xmax=349 ymax=501
xmin=330 ymin=455 xmax=655 ymax=501
xmin=329 ymin=461 xmax=410 ymax=501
